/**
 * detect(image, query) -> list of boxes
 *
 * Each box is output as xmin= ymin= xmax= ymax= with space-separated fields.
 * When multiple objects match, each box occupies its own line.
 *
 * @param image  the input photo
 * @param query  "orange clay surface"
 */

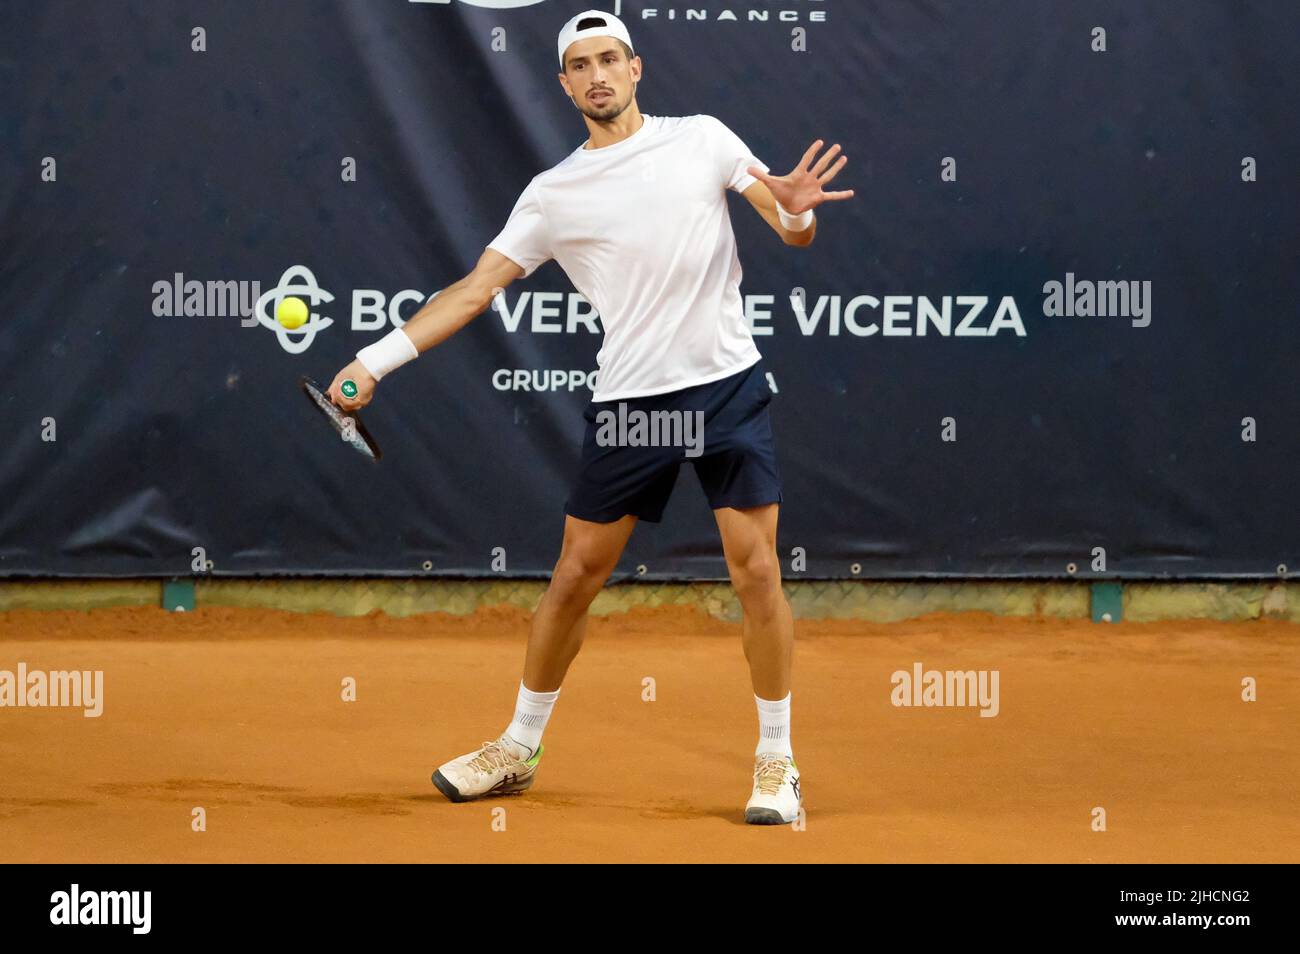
xmin=0 ymin=605 xmax=1296 ymax=863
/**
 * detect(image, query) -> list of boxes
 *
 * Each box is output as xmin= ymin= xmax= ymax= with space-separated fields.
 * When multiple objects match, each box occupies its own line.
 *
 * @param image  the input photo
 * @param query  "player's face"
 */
xmin=560 ymin=40 xmax=640 ymax=120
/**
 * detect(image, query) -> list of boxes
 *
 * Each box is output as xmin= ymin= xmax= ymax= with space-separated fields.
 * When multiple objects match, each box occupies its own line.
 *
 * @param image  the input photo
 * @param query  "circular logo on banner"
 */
xmin=254 ymin=265 xmax=335 ymax=354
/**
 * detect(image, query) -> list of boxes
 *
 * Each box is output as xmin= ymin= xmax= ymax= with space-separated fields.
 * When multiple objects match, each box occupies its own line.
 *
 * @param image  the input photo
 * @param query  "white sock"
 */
xmin=755 ymin=692 xmax=793 ymax=759
xmin=504 ymin=682 xmax=560 ymax=758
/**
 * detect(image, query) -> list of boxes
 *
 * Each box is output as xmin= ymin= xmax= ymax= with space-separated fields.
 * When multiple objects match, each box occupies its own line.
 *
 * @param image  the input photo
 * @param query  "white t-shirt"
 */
xmin=486 ymin=114 xmax=769 ymax=402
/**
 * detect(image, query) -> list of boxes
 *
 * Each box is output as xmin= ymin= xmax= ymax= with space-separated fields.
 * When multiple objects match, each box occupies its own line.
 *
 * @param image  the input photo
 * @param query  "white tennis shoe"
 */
xmin=432 ymin=734 xmax=543 ymax=803
xmin=745 ymin=753 xmax=802 ymax=825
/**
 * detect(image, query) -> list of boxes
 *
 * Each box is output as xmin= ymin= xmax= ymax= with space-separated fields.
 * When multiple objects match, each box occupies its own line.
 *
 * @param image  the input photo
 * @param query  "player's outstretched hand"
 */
xmin=747 ymin=139 xmax=855 ymax=215
xmin=327 ymin=361 xmax=377 ymax=411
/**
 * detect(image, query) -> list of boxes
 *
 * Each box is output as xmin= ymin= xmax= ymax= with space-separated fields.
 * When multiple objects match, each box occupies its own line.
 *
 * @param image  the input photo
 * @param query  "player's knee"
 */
xmin=550 ymin=551 xmax=614 ymax=601
xmin=731 ymin=550 xmax=782 ymax=604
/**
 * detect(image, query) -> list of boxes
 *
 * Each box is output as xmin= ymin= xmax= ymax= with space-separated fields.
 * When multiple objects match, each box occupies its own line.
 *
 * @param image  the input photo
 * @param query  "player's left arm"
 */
xmin=741 ymin=140 xmax=855 ymax=247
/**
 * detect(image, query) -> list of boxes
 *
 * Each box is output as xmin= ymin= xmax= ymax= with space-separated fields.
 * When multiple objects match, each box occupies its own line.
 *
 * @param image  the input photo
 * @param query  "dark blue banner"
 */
xmin=2 ymin=1 xmax=1296 ymax=579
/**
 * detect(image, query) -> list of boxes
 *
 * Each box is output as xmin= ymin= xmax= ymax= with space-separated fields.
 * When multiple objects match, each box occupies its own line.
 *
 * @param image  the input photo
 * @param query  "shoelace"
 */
xmin=754 ymin=755 xmax=790 ymax=796
xmin=467 ymin=739 xmax=519 ymax=775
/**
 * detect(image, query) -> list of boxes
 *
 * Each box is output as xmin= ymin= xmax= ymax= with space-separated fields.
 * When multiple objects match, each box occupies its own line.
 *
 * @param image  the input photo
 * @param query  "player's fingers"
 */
xmin=822 ymin=189 xmax=855 ymax=201
xmin=330 ymin=387 xmax=359 ymax=411
xmin=810 ymin=143 xmax=841 ymax=177
xmin=798 ymin=139 xmax=823 ymax=171
xmin=818 ymin=155 xmax=848 ymax=184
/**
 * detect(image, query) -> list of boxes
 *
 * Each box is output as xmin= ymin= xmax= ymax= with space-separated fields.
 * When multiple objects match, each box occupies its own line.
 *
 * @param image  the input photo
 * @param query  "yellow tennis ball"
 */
xmin=277 ymin=296 xmax=308 ymax=329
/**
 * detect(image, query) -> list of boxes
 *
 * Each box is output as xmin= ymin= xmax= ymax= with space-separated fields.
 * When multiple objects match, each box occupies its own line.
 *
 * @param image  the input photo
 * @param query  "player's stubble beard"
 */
xmin=572 ymin=81 xmax=637 ymax=123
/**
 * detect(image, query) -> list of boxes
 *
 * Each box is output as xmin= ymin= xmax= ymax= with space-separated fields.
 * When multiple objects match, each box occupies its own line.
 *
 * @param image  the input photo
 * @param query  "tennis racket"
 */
xmin=300 ymin=375 xmax=383 ymax=461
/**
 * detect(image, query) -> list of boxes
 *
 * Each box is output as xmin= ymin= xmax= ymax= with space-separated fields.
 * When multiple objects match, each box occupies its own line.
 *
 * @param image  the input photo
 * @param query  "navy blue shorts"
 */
xmin=565 ymin=359 xmax=782 ymax=524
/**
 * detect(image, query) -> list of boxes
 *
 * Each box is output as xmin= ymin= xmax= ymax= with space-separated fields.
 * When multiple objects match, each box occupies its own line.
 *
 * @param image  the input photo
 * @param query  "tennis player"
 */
xmin=328 ymin=10 xmax=853 ymax=824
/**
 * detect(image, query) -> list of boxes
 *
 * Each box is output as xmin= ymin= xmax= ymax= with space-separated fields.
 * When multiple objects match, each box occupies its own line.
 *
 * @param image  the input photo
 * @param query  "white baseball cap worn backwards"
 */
xmin=557 ymin=9 xmax=635 ymax=68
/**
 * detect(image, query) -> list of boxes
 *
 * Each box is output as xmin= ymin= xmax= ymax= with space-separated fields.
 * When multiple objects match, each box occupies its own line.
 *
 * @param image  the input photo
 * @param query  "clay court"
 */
xmin=1 ymin=605 xmax=1295 ymax=863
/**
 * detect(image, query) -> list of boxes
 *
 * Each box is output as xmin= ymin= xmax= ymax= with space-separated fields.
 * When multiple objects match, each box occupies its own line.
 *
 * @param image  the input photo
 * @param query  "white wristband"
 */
xmin=776 ymin=200 xmax=814 ymax=232
xmin=356 ymin=327 xmax=419 ymax=381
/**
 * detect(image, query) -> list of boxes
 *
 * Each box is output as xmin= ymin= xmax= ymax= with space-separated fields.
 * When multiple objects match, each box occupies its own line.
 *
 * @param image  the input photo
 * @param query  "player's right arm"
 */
xmin=401 ymin=248 xmax=524 ymax=352
xmin=327 ymin=248 xmax=524 ymax=410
